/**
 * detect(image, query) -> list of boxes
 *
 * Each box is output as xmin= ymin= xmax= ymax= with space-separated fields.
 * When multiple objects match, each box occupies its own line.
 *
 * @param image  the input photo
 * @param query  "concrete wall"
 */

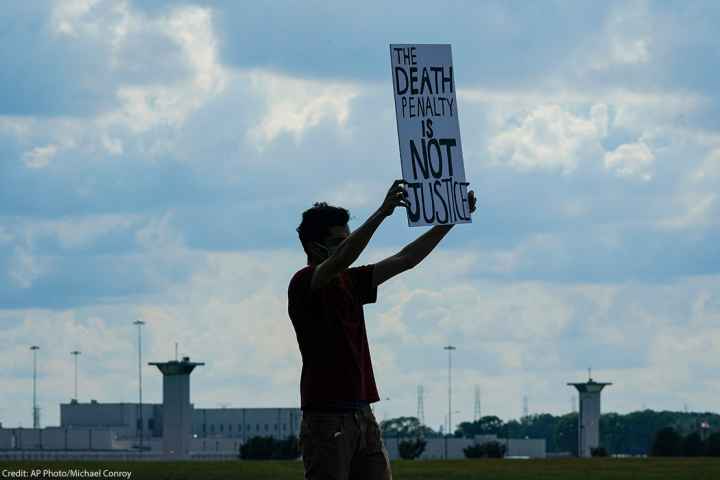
xmin=382 ymin=436 xmax=546 ymax=460
xmin=506 ymin=438 xmax=546 ymax=458
xmin=15 ymin=429 xmax=42 ymax=449
xmin=61 ymin=402 xmax=159 ymax=440
xmin=383 ymin=437 xmax=474 ymax=460
xmin=0 ymin=428 xmax=112 ymax=450
xmin=192 ymin=408 xmax=301 ymax=442
xmin=40 ymin=427 xmax=66 ymax=449
xmin=0 ymin=429 xmax=14 ymax=449
xmin=191 ymin=437 xmax=242 ymax=453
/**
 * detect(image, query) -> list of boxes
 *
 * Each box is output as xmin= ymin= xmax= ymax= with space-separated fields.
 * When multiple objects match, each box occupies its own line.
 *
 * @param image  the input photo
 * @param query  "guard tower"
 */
xmin=568 ymin=374 xmax=611 ymax=457
xmin=149 ymin=356 xmax=204 ymax=458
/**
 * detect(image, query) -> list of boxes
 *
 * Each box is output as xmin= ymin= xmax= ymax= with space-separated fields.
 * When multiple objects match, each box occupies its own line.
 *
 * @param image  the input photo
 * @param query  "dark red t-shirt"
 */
xmin=287 ymin=264 xmax=380 ymax=408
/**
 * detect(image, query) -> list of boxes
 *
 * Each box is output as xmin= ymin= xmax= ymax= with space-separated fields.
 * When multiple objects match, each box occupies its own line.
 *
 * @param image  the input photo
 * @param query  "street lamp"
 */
xmin=30 ymin=345 xmax=40 ymax=428
xmin=443 ymin=346 xmax=456 ymax=434
xmin=71 ymin=351 xmax=81 ymax=401
xmin=133 ymin=320 xmax=145 ymax=450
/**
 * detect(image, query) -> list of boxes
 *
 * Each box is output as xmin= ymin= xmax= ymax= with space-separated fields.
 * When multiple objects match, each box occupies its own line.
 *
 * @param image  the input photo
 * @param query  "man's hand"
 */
xmin=379 ymin=179 xmax=409 ymax=217
xmin=468 ymin=190 xmax=477 ymax=215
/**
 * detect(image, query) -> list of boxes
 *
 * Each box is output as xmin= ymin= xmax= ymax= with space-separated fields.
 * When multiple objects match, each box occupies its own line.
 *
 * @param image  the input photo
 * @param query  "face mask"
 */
xmin=312 ymin=241 xmax=339 ymax=260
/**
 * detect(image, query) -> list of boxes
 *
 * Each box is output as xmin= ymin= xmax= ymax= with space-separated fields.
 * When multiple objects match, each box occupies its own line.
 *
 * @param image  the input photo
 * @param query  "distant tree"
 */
xmin=380 ymin=416 xmax=437 ymax=438
xmin=651 ymin=427 xmax=682 ymax=457
xmin=554 ymin=413 xmax=579 ymax=456
xmin=397 ymin=437 xmax=426 ymax=460
xmin=590 ymin=446 xmax=608 ymax=457
xmin=464 ymin=441 xmax=506 ymax=458
xmin=682 ymin=432 xmax=704 ymax=457
xmin=705 ymin=432 xmax=720 ymax=457
xmin=463 ymin=444 xmax=484 ymax=458
xmin=275 ymin=435 xmax=300 ymax=459
xmin=456 ymin=415 xmax=504 ymax=438
xmin=239 ymin=435 xmax=299 ymax=460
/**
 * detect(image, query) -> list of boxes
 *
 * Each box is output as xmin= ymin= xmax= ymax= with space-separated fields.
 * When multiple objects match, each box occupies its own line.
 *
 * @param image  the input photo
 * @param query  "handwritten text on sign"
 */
xmin=390 ymin=44 xmax=470 ymax=227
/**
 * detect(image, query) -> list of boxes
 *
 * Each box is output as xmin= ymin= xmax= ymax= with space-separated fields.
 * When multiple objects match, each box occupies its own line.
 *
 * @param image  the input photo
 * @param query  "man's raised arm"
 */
xmin=372 ymin=190 xmax=476 ymax=288
xmin=311 ymin=180 xmax=408 ymax=291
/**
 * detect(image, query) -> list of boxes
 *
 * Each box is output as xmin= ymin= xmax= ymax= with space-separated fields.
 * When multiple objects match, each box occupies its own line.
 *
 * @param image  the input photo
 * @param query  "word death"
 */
xmin=392 ymin=48 xmax=455 ymax=120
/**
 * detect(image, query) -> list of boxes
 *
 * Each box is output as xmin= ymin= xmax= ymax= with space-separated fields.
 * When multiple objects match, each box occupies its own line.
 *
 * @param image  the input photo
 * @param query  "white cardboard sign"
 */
xmin=390 ymin=44 xmax=471 ymax=227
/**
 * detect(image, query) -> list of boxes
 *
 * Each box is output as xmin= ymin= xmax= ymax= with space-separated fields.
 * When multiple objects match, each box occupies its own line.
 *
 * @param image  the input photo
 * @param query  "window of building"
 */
xmin=283 ymin=424 xmax=286 ymax=431
xmin=256 ymin=424 xmax=260 ymax=432
xmin=148 ymin=419 xmax=155 ymax=430
xmin=274 ymin=424 xmax=277 ymax=431
xmin=229 ymin=424 xmax=232 ymax=432
xmin=238 ymin=424 xmax=242 ymax=432
xmin=202 ymin=424 xmax=206 ymax=433
xmin=210 ymin=424 xmax=215 ymax=433
xmin=265 ymin=424 xmax=269 ymax=431
xmin=220 ymin=424 xmax=224 ymax=433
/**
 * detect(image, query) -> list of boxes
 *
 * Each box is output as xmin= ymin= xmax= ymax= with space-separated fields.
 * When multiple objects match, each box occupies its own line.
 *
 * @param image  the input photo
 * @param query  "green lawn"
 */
xmin=2 ymin=458 xmax=720 ymax=480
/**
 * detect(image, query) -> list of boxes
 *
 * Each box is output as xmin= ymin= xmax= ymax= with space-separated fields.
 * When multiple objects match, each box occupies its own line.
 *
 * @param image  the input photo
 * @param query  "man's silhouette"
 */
xmin=288 ymin=179 xmax=476 ymax=479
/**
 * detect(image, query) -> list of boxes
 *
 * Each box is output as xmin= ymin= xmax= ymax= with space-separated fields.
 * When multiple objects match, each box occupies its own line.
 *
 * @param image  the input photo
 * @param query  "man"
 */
xmin=288 ymin=179 xmax=476 ymax=479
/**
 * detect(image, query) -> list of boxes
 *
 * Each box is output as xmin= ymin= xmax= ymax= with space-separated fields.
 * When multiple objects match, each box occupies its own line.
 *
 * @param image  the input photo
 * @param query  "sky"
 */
xmin=1 ymin=0 xmax=719 ymax=433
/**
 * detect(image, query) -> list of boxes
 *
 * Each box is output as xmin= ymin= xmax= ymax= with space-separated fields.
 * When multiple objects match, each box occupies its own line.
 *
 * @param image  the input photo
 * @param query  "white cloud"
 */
xmin=245 ymin=70 xmax=361 ymax=148
xmin=8 ymin=247 xmax=46 ymax=289
xmin=22 ymin=144 xmax=59 ymax=169
xmin=488 ymin=104 xmax=607 ymax=173
xmin=658 ymin=148 xmax=720 ymax=229
xmin=92 ymin=5 xmax=227 ymax=133
xmin=583 ymin=2 xmax=652 ymax=71
xmin=604 ymin=141 xmax=655 ymax=181
xmin=101 ymin=134 xmax=124 ymax=155
xmin=659 ymin=192 xmax=717 ymax=230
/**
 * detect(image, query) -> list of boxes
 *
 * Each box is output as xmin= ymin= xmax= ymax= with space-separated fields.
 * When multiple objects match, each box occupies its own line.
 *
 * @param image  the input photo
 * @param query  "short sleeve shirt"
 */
xmin=287 ymin=264 xmax=380 ymax=407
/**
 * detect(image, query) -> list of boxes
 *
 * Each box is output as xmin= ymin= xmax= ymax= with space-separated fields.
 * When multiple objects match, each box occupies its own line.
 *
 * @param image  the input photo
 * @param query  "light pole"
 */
xmin=443 ymin=345 xmax=456 ymax=459
xmin=71 ymin=350 xmax=81 ymax=401
xmin=30 ymin=345 xmax=40 ymax=428
xmin=133 ymin=320 xmax=145 ymax=450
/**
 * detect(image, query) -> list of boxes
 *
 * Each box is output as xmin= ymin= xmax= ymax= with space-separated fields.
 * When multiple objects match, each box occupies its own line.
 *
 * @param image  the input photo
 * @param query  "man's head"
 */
xmin=297 ymin=202 xmax=350 ymax=265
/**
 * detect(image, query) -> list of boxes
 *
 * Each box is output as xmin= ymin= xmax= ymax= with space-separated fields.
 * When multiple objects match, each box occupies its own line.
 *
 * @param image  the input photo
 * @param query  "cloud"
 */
xmin=22 ymin=144 xmax=59 ymax=169
xmin=488 ymin=104 xmax=607 ymax=173
xmin=244 ymin=70 xmax=360 ymax=148
xmin=604 ymin=141 xmax=655 ymax=180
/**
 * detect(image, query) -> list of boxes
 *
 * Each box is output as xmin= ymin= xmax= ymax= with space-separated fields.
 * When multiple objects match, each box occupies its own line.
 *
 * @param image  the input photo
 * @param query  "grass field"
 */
xmin=3 ymin=458 xmax=720 ymax=480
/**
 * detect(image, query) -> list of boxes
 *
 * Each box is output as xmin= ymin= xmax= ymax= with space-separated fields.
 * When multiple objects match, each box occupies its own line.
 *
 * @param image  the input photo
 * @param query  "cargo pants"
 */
xmin=299 ymin=405 xmax=392 ymax=480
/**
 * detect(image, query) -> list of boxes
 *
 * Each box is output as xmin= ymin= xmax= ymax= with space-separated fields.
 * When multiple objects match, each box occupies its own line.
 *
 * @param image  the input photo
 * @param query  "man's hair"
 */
xmin=296 ymin=202 xmax=350 ymax=255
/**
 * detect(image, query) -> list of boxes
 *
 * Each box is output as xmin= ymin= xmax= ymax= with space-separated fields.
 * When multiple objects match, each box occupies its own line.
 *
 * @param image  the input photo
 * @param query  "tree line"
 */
xmin=380 ymin=410 xmax=720 ymax=456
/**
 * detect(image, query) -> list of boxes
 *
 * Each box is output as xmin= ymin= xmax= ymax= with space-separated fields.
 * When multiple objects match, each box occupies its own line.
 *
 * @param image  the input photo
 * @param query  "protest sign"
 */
xmin=390 ymin=44 xmax=471 ymax=227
